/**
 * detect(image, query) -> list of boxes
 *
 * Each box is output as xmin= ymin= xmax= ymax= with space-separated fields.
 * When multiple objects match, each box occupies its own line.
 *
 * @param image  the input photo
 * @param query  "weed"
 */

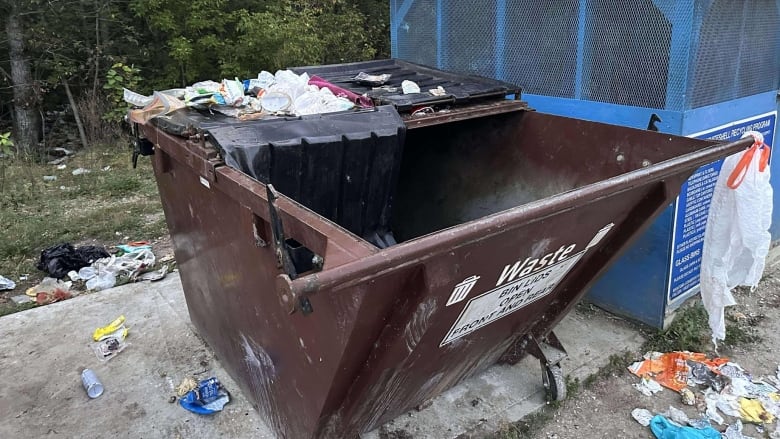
xmin=489 ymin=410 xmax=555 ymax=439
xmin=0 ymin=301 xmax=35 ymax=317
xmin=642 ymin=303 xmax=710 ymax=353
xmin=565 ymin=375 xmax=580 ymax=397
xmin=582 ymin=351 xmax=634 ymax=388
xmin=103 ymin=175 xmax=143 ymax=196
xmin=724 ymin=313 xmax=763 ymax=346
xmin=642 ymin=302 xmax=762 ymax=353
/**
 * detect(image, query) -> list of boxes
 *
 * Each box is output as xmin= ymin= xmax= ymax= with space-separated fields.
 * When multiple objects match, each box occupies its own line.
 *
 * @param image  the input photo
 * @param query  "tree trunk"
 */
xmin=6 ymin=6 xmax=42 ymax=155
xmin=63 ymin=78 xmax=89 ymax=149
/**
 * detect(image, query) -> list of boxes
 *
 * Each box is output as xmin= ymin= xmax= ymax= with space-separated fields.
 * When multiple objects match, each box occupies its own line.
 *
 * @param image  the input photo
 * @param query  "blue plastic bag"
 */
xmin=650 ymin=415 xmax=721 ymax=439
xmin=179 ymin=377 xmax=231 ymax=415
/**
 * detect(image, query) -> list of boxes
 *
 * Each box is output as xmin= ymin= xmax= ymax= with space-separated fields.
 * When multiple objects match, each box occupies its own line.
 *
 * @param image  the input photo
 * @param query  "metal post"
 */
xmin=495 ymin=0 xmax=507 ymax=80
xmin=574 ymin=0 xmax=587 ymax=99
xmin=663 ymin=0 xmax=695 ymax=111
xmin=436 ymin=0 xmax=444 ymax=68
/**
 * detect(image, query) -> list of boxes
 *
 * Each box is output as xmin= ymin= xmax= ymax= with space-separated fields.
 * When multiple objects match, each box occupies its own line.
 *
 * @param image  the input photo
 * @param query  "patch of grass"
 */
xmin=102 ymin=174 xmax=143 ymax=196
xmin=489 ymin=410 xmax=556 ymax=439
xmin=0 ymin=143 xmax=166 ymax=294
xmin=582 ymin=350 xmax=634 ymax=388
xmin=641 ymin=302 xmax=763 ymax=353
xmin=565 ymin=374 xmax=580 ymax=396
xmin=642 ymin=303 xmax=710 ymax=353
xmin=0 ymin=301 xmax=36 ymax=317
xmin=724 ymin=313 xmax=763 ymax=346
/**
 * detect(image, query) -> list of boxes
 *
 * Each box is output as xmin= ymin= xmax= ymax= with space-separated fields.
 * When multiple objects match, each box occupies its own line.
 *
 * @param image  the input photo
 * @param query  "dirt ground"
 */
xmin=527 ymin=263 xmax=780 ymax=439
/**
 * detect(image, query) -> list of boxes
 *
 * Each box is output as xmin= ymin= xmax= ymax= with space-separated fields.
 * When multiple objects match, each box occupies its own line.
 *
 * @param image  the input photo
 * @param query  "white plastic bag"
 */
xmin=701 ymin=131 xmax=772 ymax=344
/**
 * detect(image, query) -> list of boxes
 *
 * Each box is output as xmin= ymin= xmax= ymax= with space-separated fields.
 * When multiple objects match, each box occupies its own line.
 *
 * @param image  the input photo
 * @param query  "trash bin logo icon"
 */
xmin=446 ymin=275 xmax=480 ymax=306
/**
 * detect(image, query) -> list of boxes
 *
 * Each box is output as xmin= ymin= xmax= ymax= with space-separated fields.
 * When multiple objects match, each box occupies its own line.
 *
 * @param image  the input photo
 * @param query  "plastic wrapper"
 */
xmin=401 ymin=80 xmax=421 ymax=94
xmin=632 ymin=408 xmax=654 ymax=426
xmin=629 ymin=352 xmax=729 ymax=392
xmin=0 ymin=275 xmax=15 ymax=290
xmin=179 ymin=377 xmax=231 ymax=415
xmin=352 ymin=72 xmax=391 ymax=86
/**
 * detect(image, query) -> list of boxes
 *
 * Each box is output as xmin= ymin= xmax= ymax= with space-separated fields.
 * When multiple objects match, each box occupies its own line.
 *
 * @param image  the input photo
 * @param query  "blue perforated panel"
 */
xmin=392 ymin=0 xmax=780 ymax=110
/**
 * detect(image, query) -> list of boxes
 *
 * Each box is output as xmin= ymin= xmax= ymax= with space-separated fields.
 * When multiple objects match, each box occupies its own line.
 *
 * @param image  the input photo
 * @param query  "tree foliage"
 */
xmin=0 ymin=0 xmax=391 ymax=151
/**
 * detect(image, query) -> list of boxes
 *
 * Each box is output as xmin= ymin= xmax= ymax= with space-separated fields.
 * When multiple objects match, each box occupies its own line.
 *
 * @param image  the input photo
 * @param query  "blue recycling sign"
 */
xmin=668 ymin=112 xmax=776 ymax=303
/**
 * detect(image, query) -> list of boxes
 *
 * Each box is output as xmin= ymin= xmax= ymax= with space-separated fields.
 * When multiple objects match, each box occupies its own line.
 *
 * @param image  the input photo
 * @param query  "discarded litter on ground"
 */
xmin=92 ymin=315 xmax=127 ymax=341
xmin=25 ymin=277 xmax=73 ymax=305
xmin=629 ymin=351 xmax=729 ymax=392
xmin=10 ymin=295 xmax=31 ymax=304
xmin=650 ymin=414 xmax=721 ymax=438
xmin=629 ymin=352 xmax=780 ymax=436
xmin=83 ymin=248 xmax=157 ymax=290
xmin=0 ymin=275 xmax=15 ymax=291
xmin=80 ymin=368 xmax=104 ymax=399
xmin=179 ymin=377 xmax=231 ymax=415
xmin=136 ymin=264 xmax=169 ymax=282
xmin=37 ymin=243 xmax=110 ymax=279
xmin=632 ymin=408 xmax=654 ymax=427
xmin=176 ymin=376 xmax=198 ymax=397
xmin=681 ymin=388 xmax=696 ymax=405
xmin=91 ymin=315 xmax=129 ymax=361
xmin=116 ymin=241 xmax=152 ymax=254
xmin=634 ymin=376 xmax=664 ymax=396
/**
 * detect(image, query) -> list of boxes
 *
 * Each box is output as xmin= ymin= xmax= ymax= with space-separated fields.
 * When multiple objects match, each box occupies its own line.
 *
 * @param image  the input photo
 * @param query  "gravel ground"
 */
xmin=528 ymin=262 xmax=780 ymax=439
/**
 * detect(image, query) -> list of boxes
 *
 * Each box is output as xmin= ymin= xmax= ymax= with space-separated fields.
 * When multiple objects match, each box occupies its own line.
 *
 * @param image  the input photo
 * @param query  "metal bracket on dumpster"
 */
xmin=266 ymin=185 xmax=321 ymax=315
xmin=130 ymin=123 xmax=154 ymax=169
xmin=524 ymin=332 xmax=568 ymax=367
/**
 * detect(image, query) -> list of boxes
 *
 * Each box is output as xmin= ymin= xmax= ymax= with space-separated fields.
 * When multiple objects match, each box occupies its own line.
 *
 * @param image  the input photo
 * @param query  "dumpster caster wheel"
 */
xmin=542 ymin=364 xmax=566 ymax=402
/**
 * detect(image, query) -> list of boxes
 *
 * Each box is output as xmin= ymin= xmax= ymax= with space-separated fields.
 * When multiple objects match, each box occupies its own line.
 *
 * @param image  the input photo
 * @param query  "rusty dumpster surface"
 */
xmin=137 ymin=63 xmax=750 ymax=439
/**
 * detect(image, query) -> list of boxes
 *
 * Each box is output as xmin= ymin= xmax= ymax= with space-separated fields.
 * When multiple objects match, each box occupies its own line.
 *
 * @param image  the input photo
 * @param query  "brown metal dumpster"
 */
xmin=135 ymin=60 xmax=750 ymax=438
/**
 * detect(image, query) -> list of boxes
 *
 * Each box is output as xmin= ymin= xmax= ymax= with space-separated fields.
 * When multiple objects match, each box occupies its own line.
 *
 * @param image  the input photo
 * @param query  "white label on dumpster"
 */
xmin=440 ymin=224 xmax=614 ymax=347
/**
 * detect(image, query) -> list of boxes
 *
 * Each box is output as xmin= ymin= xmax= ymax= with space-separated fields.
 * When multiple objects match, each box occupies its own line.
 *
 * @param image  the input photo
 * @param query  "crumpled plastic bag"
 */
xmin=179 ymin=377 xmax=230 ymax=415
xmin=650 ymin=415 xmax=722 ymax=439
xmin=37 ymin=243 xmax=110 ymax=279
xmin=633 ymin=408 xmax=654 ymax=426
xmin=0 ymin=275 xmax=15 ymax=290
xmin=701 ymin=131 xmax=772 ymax=344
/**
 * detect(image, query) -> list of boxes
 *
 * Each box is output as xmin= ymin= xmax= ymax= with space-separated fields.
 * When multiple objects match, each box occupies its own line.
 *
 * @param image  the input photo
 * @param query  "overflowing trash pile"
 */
xmin=1 ymin=241 xmax=172 ymax=307
xmin=125 ymin=69 xmax=395 ymax=123
xmin=629 ymin=351 xmax=780 ymax=438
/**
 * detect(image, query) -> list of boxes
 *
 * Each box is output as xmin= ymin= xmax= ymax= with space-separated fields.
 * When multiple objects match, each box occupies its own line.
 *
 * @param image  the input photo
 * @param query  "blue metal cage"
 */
xmin=391 ymin=0 xmax=780 ymax=328
xmin=392 ymin=0 xmax=780 ymax=111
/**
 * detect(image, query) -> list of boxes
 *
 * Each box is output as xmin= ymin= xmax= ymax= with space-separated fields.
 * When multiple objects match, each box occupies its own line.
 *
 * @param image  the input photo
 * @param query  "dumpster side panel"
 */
xmin=149 ymin=143 xmax=389 ymax=439
xmin=326 ymin=179 xmax=689 ymax=436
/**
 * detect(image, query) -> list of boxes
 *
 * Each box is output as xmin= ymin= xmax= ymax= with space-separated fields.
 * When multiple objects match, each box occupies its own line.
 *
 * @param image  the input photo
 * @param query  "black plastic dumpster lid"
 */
xmin=290 ymin=59 xmax=522 ymax=111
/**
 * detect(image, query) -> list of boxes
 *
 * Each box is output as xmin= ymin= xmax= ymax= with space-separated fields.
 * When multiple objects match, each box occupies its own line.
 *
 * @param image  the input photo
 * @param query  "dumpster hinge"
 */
xmin=130 ymin=123 xmax=154 ymax=169
xmin=266 ymin=184 xmax=323 ymax=316
xmin=267 ymin=184 xmax=299 ymax=279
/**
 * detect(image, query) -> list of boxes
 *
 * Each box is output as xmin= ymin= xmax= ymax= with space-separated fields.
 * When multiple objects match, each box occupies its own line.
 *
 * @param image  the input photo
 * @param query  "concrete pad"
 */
xmin=0 ymin=274 xmax=273 ymax=439
xmin=363 ymin=307 xmax=646 ymax=438
xmin=0 ymin=273 xmax=645 ymax=439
